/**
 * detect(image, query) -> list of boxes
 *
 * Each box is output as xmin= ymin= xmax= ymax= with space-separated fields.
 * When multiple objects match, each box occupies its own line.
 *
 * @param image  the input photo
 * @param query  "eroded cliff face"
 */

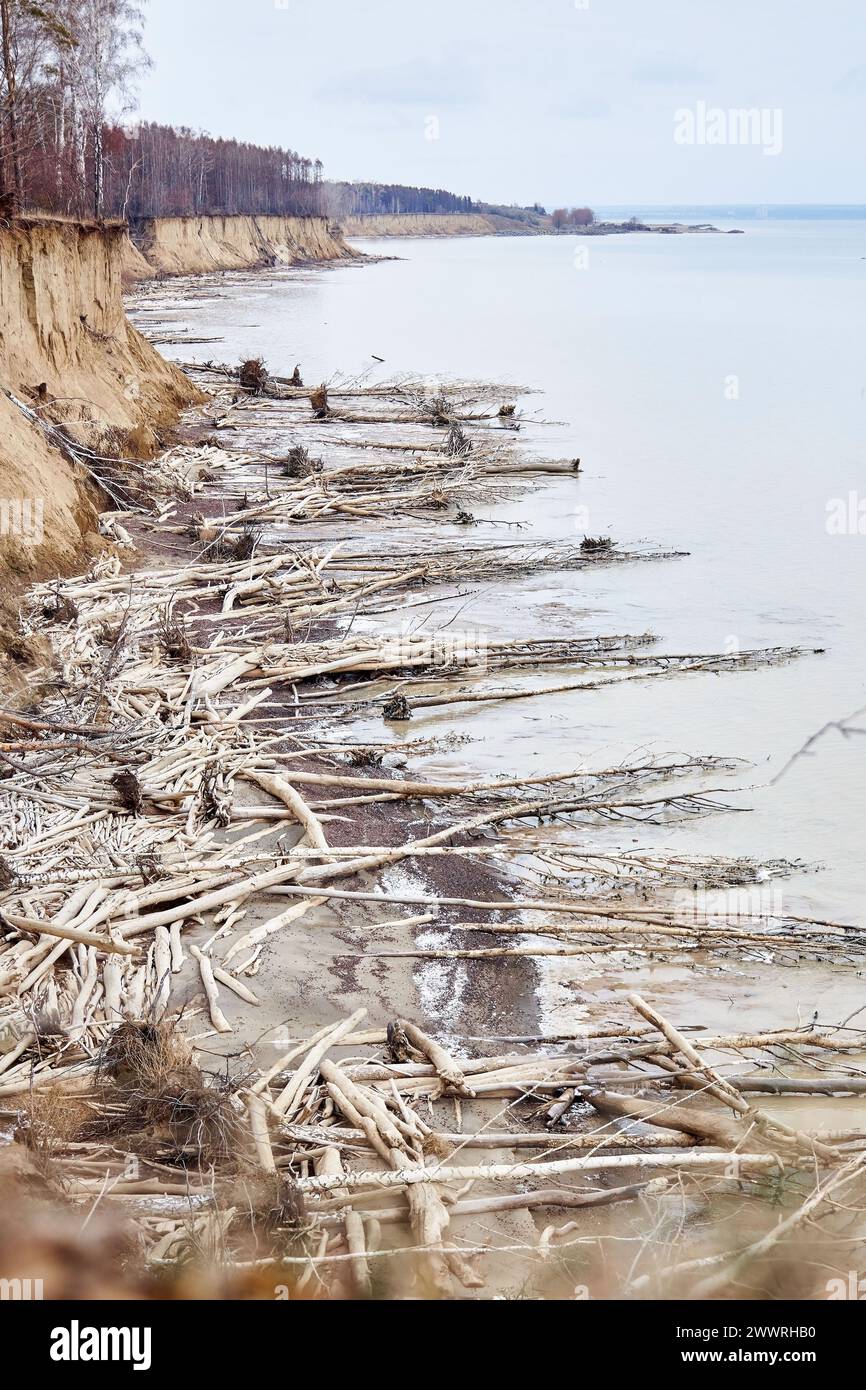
xmin=0 ymin=391 xmax=98 ymax=575
xmin=0 ymin=218 xmax=200 ymax=448
xmin=126 ymin=214 xmax=355 ymax=277
xmin=0 ymin=219 xmax=203 ymax=687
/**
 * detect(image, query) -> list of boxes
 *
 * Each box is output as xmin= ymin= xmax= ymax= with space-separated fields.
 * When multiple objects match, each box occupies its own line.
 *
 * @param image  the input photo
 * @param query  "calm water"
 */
xmin=157 ymin=221 xmax=866 ymax=925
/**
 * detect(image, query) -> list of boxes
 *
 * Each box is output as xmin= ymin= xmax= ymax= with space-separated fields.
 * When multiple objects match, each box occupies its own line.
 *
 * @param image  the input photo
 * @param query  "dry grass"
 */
xmin=84 ymin=1020 xmax=250 ymax=1168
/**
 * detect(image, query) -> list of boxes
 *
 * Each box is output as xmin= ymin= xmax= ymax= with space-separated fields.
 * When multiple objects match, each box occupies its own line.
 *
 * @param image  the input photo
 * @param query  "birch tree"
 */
xmin=0 ymin=0 xmax=73 ymax=210
xmin=64 ymin=0 xmax=148 ymax=216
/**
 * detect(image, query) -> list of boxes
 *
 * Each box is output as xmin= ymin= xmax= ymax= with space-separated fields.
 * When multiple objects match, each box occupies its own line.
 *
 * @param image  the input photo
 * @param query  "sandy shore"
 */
xmin=0 ymin=268 xmax=862 ymax=1301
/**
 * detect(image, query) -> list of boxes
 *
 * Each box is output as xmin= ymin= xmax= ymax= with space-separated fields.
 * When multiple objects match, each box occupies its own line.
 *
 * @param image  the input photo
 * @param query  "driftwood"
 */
xmin=0 ymin=351 xmax=859 ymax=1301
xmin=391 ymin=1019 xmax=475 ymax=1098
xmin=271 ymin=1010 xmax=367 ymax=1118
xmin=189 ymin=944 xmax=232 ymax=1033
xmin=295 ymin=1151 xmax=790 ymax=1195
xmin=581 ymin=1087 xmax=747 ymax=1148
xmin=628 ymin=992 xmax=840 ymax=1162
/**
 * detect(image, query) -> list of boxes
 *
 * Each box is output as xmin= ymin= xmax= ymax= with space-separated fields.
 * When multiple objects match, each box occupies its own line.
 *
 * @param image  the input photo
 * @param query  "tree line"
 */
xmin=551 ymin=207 xmax=594 ymax=228
xmin=105 ymin=123 xmax=324 ymax=220
xmin=0 ymin=0 xmax=550 ymax=227
xmin=324 ymin=181 xmax=474 ymax=219
xmin=1 ymin=0 xmax=148 ymax=217
xmin=0 ymin=0 xmax=325 ymax=219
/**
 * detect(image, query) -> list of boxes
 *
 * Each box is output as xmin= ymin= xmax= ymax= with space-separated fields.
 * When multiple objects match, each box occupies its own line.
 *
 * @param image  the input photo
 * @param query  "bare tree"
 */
xmin=0 ymin=0 xmax=73 ymax=209
xmin=64 ymin=0 xmax=149 ymax=216
xmin=0 ymin=0 xmax=23 ymax=207
xmin=0 ymin=4 xmax=478 ymax=228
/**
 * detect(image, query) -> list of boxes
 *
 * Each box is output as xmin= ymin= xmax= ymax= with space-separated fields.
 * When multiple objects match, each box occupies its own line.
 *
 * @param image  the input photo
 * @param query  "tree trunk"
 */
xmin=0 ymin=0 xmax=23 ymax=210
xmin=93 ymin=120 xmax=104 ymax=218
xmin=56 ymin=63 xmax=66 ymax=202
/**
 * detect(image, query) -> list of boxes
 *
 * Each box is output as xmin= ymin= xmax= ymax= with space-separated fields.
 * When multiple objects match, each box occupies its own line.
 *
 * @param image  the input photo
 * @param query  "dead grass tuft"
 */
xmin=88 ymin=1020 xmax=249 ymax=1168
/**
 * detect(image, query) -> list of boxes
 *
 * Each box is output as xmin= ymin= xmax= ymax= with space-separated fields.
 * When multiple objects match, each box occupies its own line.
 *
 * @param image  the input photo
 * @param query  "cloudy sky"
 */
xmin=137 ymin=0 xmax=865 ymax=207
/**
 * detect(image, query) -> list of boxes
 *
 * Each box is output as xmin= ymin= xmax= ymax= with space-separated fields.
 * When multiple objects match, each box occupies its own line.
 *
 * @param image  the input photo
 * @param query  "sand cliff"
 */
xmin=125 ymin=214 xmax=355 ymax=278
xmin=0 ymin=217 xmax=202 ymax=659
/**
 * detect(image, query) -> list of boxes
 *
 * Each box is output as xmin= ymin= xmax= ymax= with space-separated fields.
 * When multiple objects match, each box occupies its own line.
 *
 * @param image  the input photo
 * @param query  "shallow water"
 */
xmin=152 ymin=222 xmax=866 ymax=933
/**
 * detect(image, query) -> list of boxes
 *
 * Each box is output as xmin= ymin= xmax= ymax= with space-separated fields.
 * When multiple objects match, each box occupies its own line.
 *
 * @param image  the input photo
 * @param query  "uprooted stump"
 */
xmin=386 ymin=1020 xmax=415 ymax=1062
xmin=581 ymin=535 xmax=615 ymax=554
xmin=158 ymin=610 xmax=192 ymax=663
xmin=234 ymin=1170 xmax=308 ymax=1239
xmin=349 ymin=746 xmax=384 ymax=768
xmin=92 ymin=1020 xmax=250 ymax=1169
xmin=280 ymin=445 xmax=323 ymax=479
xmin=191 ymin=521 xmax=258 ymax=562
xmin=200 ymin=760 xmax=232 ymax=828
xmin=111 ymin=769 xmax=143 ymax=815
xmin=134 ymin=850 xmax=167 ymax=885
xmin=99 ymin=1019 xmax=195 ymax=1092
xmin=238 ymin=358 xmax=270 ymax=394
xmin=200 ymin=532 xmax=236 ymax=561
xmin=446 ymin=423 xmax=472 ymax=458
xmin=428 ymin=394 xmax=452 ymax=427
xmin=232 ymin=523 xmax=263 ymax=562
xmin=41 ymin=587 xmax=78 ymax=624
xmin=309 ymin=384 xmax=330 ymax=418
xmin=383 ymin=694 xmax=412 ymax=721
xmin=291 ymin=365 xmax=304 ymax=387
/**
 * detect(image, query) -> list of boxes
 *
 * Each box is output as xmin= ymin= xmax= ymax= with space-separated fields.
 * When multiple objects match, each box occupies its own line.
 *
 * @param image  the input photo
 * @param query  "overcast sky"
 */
xmin=137 ymin=0 xmax=866 ymax=207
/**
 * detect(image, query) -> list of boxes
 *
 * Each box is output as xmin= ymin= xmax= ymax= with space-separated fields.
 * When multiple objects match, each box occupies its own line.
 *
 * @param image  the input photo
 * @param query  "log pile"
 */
xmin=3 ymin=998 xmax=866 ymax=1298
xmin=0 ymin=361 xmax=861 ymax=1299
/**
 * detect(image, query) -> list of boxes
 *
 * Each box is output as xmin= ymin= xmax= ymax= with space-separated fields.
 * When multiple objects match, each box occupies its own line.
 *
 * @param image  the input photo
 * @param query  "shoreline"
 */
xmin=341 ymin=211 xmax=736 ymax=239
xmin=0 ymin=258 xmax=863 ymax=1296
